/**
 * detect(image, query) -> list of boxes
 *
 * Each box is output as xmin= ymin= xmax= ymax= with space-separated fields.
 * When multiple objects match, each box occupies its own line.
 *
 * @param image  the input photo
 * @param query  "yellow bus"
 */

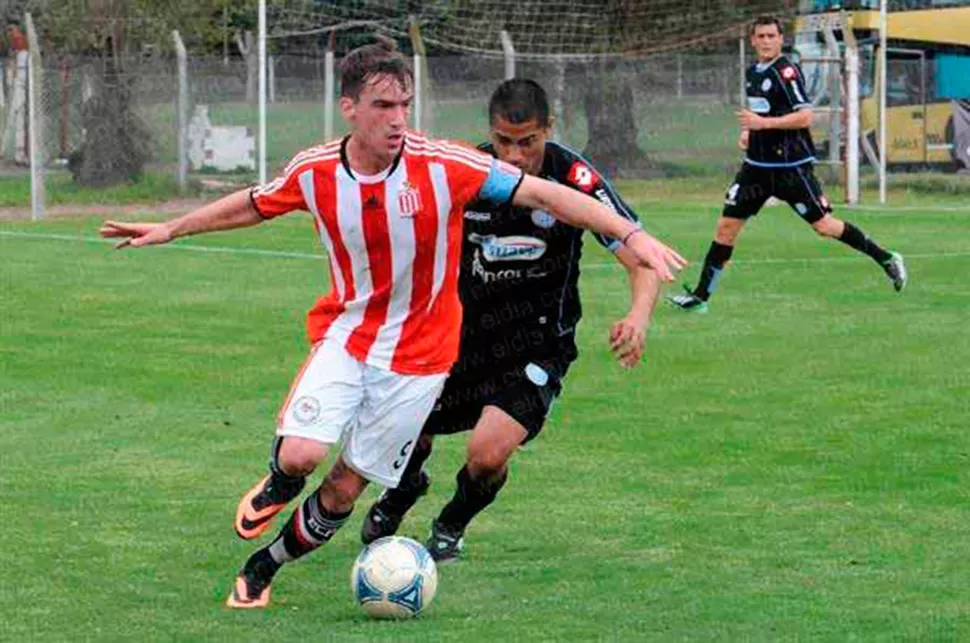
xmin=794 ymin=1 xmax=970 ymax=169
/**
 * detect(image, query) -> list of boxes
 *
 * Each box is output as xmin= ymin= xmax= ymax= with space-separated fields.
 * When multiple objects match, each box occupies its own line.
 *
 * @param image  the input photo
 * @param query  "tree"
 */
xmin=28 ymin=0 xmax=231 ymax=186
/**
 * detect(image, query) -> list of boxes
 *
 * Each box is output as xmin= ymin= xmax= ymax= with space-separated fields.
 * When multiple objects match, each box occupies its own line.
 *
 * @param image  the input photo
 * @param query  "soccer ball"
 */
xmin=350 ymin=536 xmax=438 ymax=619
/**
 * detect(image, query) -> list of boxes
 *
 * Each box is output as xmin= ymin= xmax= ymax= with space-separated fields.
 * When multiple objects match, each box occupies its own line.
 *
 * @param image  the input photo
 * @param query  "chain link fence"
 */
xmin=10 ymin=23 xmax=959 ymax=218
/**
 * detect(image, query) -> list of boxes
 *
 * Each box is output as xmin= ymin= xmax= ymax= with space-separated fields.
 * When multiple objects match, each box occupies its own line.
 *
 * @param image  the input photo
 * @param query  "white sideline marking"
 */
xmin=0 ymin=231 xmax=322 ymax=260
xmin=1 ymin=230 xmax=968 ymax=268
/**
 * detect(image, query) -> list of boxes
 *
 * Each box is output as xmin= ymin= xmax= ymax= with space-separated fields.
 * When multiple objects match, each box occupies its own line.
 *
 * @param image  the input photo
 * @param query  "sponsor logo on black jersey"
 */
xmin=567 ymin=161 xmax=597 ymax=193
xmin=467 ymin=233 xmax=547 ymax=262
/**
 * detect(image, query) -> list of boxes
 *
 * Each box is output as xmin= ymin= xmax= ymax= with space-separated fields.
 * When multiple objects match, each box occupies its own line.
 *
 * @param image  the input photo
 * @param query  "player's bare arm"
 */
xmin=512 ymin=173 xmax=686 ymax=282
xmin=737 ymin=107 xmax=813 ymax=131
xmin=99 ymin=189 xmax=262 ymax=249
xmin=738 ymin=128 xmax=750 ymax=150
xmin=609 ymin=246 xmax=660 ymax=368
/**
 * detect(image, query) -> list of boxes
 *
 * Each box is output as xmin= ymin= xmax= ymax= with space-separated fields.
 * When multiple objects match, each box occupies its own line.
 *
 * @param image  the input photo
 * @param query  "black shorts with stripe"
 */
xmin=722 ymin=162 xmax=833 ymax=224
xmin=421 ymin=358 xmax=568 ymax=444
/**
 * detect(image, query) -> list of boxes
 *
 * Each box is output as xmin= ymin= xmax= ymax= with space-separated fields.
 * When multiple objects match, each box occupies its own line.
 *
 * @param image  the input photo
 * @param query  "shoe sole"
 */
xmin=225 ymin=576 xmax=271 ymax=609
xmin=234 ymin=475 xmax=288 ymax=540
xmin=667 ymin=302 xmax=709 ymax=313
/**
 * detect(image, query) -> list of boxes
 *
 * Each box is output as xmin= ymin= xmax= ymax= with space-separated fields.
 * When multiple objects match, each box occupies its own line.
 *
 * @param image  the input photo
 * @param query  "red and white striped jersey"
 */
xmin=251 ymin=132 xmax=523 ymax=375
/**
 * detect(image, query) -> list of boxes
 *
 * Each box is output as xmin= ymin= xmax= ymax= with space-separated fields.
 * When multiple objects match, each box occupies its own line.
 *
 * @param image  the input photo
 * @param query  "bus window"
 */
xmin=886 ymin=52 xmax=924 ymax=106
xmin=935 ymin=53 xmax=970 ymax=98
xmin=860 ymin=44 xmax=876 ymax=98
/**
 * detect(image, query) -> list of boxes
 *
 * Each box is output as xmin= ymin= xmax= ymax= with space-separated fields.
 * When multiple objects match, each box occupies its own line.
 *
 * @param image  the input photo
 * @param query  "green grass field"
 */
xmin=2 ymin=184 xmax=969 ymax=641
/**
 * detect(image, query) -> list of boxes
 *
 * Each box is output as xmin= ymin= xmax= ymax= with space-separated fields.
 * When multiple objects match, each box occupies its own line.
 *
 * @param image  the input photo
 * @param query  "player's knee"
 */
xmin=811 ymin=216 xmax=840 ymax=238
xmin=466 ymin=440 xmax=513 ymax=476
xmin=277 ymin=437 xmax=328 ymax=477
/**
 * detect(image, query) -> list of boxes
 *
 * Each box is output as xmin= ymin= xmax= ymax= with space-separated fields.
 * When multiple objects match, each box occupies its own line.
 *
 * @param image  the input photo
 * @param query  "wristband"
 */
xmin=621 ymin=228 xmax=642 ymax=246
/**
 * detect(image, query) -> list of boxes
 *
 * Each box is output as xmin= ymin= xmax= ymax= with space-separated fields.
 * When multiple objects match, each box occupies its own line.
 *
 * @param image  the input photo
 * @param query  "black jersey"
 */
xmin=455 ymin=141 xmax=639 ymax=373
xmin=744 ymin=55 xmax=816 ymax=167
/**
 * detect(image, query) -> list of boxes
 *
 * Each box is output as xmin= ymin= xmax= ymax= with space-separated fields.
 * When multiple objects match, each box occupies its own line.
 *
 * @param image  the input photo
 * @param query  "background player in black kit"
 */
xmin=360 ymin=79 xmax=662 ymax=561
xmin=669 ymin=15 xmax=907 ymax=313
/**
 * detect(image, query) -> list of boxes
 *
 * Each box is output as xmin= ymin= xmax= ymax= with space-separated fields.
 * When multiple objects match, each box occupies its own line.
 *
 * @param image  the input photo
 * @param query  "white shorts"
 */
xmin=276 ymin=338 xmax=447 ymax=488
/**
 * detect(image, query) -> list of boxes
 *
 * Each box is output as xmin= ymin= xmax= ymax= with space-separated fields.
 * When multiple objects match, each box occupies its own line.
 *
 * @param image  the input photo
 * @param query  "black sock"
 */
xmin=437 ymin=465 xmax=508 ymax=533
xmin=693 ymin=241 xmax=734 ymax=301
xmin=383 ymin=437 xmax=433 ymax=513
xmin=838 ymin=222 xmax=892 ymax=264
xmin=268 ymin=437 xmax=306 ymax=485
xmin=259 ymin=490 xmax=351 ymax=571
xmin=258 ymin=438 xmax=306 ymax=509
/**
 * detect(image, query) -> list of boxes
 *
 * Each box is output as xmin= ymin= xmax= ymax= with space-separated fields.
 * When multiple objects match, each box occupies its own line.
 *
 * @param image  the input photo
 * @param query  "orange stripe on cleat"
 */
xmin=225 ymin=576 xmax=271 ymax=609
xmin=234 ymin=475 xmax=288 ymax=540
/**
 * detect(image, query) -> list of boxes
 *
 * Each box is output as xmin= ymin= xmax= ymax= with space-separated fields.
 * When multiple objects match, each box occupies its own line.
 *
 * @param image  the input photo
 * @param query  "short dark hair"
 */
xmin=488 ymin=79 xmax=551 ymax=128
xmin=339 ymin=36 xmax=412 ymax=101
xmin=750 ymin=15 xmax=784 ymax=35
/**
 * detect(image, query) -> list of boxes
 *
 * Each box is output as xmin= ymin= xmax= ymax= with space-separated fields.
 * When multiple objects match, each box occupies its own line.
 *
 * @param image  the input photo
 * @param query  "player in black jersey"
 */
xmin=360 ymin=79 xmax=662 ymax=561
xmin=669 ymin=15 xmax=907 ymax=313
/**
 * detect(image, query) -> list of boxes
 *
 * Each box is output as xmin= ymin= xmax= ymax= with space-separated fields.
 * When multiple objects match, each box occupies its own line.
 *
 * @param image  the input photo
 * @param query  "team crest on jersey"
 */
xmin=761 ymin=78 xmax=773 ymax=92
xmin=292 ymin=395 xmax=321 ymax=425
xmin=531 ymin=209 xmax=556 ymax=229
xmin=397 ymin=181 xmax=422 ymax=217
xmin=781 ymin=66 xmax=797 ymax=80
xmin=567 ymin=161 xmax=597 ymax=193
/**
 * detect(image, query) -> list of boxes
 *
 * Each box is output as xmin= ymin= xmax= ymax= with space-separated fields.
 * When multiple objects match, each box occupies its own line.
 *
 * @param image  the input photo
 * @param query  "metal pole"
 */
xmin=879 ymin=0 xmax=888 ymax=204
xmin=408 ymin=16 xmax=427 ymax=132
xmin=268 ymin=55 xmax=275 ymax=104
xmin=739 ymin=36 xmax=746 ymax=106
xmin=324 ymin=32 xmax=334 ymax=141
xmin=846 ymin=45 xmax=860 ymax=205
xmin=676 ymin=53 xmax=683 ymax=99
xmin=258 ymin=0 xmax=267 ymax=183
xmin=25 ymin=13 xmax=43 ymax=221
xmin=552 ymin=56 xmax=565 ymax=141
xmin=413 ymin=52 xmax=422 ymax=131
xmin=173 ymin=30 xmax=188 ymax=193
xmin=501 ymin=30 xmax=515 ymax=80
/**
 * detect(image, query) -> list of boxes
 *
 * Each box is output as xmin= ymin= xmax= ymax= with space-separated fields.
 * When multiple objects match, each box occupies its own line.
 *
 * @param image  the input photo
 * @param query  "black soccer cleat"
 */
xmin=361 ymin=471 xmax=431 ymax=545
xmin=882 ymin=252 xmax=907 ymax=292
xmin=426 ymin=519 xmax=465 ymax=564
xmin=666 ymin=285 xmax=709 ymax=313
xmin=235 ymin=473 xmax=305 ymax=540
xmin=226 ymin=549 xmax=279 ymax=609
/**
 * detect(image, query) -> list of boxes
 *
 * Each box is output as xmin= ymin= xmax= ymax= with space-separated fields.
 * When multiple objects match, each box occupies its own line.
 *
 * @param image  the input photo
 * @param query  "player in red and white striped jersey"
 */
xmin=100 ymin=38 xmax=686 ymax=609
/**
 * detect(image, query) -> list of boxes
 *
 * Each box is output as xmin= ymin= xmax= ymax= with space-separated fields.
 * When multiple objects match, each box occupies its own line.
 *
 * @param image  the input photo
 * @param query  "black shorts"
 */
xmin=422 ymin=358 xmax=567 ymax=444
xmin=722 ymin=163 xmax=833 ymax=224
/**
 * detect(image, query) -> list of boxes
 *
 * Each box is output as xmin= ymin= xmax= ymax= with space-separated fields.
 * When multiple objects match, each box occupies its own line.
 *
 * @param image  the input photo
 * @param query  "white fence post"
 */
xmin=324 ymin=32 xmax=335 ymax=141
xmin=738 ymin=36 xmax=746 ymax=106
xmin=878 ymin=0 xmax=888 ymax=203
xmin=25 ymin=13 xmax=44 ymax=221
xmin=501 ymin=30 xmax=515 ymax=80
xmin=409 ymin=16 xmax=427 ymax=132
xmin=268 ymin=55 xmax=276 ymax=104
xmin=846 ymin=44 xmax=860 ymax=204
xmin=257 ymin=0 xmax=267 ymax=184
xmin=173 ymin=30 xmax=188 ymax=193
xmin=676 ymin=54 xmax=683 ymax=99
xmin=552 ymin=56 xmax=565 ymax=141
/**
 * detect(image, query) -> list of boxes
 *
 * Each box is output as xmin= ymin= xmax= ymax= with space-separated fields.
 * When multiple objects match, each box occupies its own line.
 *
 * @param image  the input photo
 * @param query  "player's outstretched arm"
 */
xmin=609 ymin=247 xmax=661 ymax=368
xmin=512 ymin=174 xmax=686 ymax=282
xmin=100 ymin=189 xmax=263 ymax=249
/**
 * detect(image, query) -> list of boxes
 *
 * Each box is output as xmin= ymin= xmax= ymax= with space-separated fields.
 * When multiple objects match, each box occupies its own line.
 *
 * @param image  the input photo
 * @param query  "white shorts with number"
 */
xmin=276 ymin=338 xmax=447 ymax=488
